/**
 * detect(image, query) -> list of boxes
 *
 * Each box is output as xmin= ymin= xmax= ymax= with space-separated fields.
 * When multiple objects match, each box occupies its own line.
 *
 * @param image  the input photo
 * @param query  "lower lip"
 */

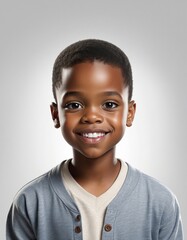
xmin=77 ymin=134 xmax=106 ymax=144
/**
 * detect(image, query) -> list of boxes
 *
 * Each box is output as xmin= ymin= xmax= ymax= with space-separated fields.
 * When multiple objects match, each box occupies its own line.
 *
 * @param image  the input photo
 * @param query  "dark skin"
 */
xmin=50 ymin=61 xmax=136 ymax=196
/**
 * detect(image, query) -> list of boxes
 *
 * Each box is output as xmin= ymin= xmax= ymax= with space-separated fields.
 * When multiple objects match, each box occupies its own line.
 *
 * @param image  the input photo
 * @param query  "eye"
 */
xmin=64 ymin=102 xmax=83 ymax=110
xmin=103 ymin=101 xmax=119 ymax=110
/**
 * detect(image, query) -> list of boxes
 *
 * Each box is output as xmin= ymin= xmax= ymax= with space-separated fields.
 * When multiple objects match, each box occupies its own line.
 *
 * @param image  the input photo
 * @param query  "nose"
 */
xmin=80 ymin=107 xmax=104 ymax=124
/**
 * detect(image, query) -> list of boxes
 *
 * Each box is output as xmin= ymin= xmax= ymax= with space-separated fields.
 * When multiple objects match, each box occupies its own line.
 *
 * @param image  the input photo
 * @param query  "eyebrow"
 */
xmin=63 ymin=91 xmax=82 ymax=98
xmin=102 ymin=91 xmax=122 ymax=98
xmin=63 ymin=91 xmax=122 ymax=99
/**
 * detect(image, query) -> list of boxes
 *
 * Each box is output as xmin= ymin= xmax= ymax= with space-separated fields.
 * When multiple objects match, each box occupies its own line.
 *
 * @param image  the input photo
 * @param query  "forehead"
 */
xmin=60 ymin=61 xmax=126 ymax=93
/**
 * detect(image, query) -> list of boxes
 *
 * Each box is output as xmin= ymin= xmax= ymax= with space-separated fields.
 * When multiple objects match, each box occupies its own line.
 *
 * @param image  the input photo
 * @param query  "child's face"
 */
xmin=51 ymin=61 xmax=135 ymax=159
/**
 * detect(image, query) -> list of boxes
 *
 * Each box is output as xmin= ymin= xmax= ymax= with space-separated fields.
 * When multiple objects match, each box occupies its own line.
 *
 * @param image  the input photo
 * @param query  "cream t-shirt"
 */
xmin=61 ymin=159 xmax=128 ymax=240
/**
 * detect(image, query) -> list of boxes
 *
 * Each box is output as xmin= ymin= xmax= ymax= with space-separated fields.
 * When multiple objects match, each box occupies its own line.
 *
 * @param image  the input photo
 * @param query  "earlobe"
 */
xmin=50 ymin=102 xmax=60 ymax=128
xmin=126 ymin=100 xmax=136 ymax=127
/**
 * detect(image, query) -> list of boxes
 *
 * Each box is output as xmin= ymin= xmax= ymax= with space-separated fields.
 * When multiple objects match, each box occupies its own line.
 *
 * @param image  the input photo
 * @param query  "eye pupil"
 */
xmin=65 ymin=102 xmax=82 ymax=110
xmin=73 ymin=103 xmax=79 ymax=108
xmin=104 ymin=102 xmax=117 ymax=109
xmin=108 ymin=103 xmax=112 ymax=107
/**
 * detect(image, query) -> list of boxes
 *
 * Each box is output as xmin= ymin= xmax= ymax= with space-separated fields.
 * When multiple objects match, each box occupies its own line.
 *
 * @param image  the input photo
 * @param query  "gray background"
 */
xmin=1 ymin=0 xmax=186 ymax=238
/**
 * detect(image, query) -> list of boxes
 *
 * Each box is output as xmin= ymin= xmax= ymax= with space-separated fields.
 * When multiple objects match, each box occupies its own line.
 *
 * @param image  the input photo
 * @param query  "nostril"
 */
xmin=80 ymin=114 xmax=103 ymax=124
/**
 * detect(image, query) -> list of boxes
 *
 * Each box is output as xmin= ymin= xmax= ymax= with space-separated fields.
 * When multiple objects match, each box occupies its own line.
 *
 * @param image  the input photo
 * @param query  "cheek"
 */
xmin=109 ymin=110 xmax=127 ymax=139
xmin=60 ymin=114 xmax=78 ymax=139
xmin=111 ymin=109 xmax=127 ymax=127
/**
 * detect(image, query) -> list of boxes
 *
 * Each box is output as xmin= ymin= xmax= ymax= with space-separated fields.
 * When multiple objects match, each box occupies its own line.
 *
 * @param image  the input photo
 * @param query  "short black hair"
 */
xmin=52 ymin=39 xmax=133 ymax=101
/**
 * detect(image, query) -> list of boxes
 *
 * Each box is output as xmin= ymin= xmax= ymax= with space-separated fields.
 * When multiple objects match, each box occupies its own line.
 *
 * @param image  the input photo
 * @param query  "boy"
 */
xmin=6 ymin=39 xmax=183 ymax=239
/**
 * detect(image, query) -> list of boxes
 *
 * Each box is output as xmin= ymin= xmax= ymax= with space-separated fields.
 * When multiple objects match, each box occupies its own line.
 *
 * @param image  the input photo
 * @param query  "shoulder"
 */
xmin=124 ymin=163 xmax=180 ymax=212
xmin=12 ymin=163 xmax=62 ymax=210
xmin=139 ymin=169 xmax=176 ymax=202
xmin=136 ymin=168 xmax=183 ymax=237
xmin=127 ymin=164 xmax=181 ymax=219
xmin=130 ymin=165 xmax=180 ymax=216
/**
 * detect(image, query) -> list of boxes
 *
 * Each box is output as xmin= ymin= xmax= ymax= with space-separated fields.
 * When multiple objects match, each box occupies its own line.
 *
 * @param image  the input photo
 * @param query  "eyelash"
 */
xmin=64 ymin=101 xmax=119 ymax=111
xmin=64 ymin=102 xmax=83 ymax=110
xmin=103 ymin=101 xmax=119 ymax=110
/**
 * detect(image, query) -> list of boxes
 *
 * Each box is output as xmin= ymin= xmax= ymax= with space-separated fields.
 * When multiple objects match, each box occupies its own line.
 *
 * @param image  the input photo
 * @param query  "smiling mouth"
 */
xmin=76 ymin=130 xmax=109 ymax=143
xmin=81 ymin=132 xmax=106 ymax=138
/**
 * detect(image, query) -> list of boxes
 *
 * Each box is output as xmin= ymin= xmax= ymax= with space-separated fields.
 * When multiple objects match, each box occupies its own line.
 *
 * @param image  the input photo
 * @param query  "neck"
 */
xmin=69 ymin=149 xmax=119 ymax=182
xmin=68 ymin=149 xmax=121 ymax=196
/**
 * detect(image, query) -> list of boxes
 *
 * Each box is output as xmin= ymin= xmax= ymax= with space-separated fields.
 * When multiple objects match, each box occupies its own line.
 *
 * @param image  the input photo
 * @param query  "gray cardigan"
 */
xmin=6 ymin=162 xmax=183 ymax=239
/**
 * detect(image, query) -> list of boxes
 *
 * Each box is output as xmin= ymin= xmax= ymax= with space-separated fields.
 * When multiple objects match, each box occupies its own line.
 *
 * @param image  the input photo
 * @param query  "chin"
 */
xmin=80 ymin=152 xmax=103 ymax=160
xmin=77 ymin=147 xmax=114 ymax=160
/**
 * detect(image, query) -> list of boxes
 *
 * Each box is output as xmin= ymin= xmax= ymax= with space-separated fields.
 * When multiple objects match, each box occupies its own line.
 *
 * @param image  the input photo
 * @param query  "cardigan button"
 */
xmin=75 ymin=226 xmax=81 ymax=233
xmin=76 ymin=215 xmax=81 ymax=221
xmin=104 ymin=224 xmax=112 ymax=232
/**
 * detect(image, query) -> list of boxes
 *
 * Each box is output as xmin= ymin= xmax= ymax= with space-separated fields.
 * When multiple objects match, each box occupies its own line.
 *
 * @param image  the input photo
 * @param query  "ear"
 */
xmin=50 ymin=102 xmax=60 ymax=128
xmin=126 ymin=100 xmax=136 ymax=127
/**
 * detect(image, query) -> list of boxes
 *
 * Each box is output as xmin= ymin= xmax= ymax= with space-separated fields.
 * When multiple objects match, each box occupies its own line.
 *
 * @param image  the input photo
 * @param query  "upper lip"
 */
xmin=75 ymin=128 xmax=111 ymax=135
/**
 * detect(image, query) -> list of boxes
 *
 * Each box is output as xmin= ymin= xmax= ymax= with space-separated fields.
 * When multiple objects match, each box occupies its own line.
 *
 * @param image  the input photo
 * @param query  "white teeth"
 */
xmin=82 ymin=132 xmax=105 ymax=138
